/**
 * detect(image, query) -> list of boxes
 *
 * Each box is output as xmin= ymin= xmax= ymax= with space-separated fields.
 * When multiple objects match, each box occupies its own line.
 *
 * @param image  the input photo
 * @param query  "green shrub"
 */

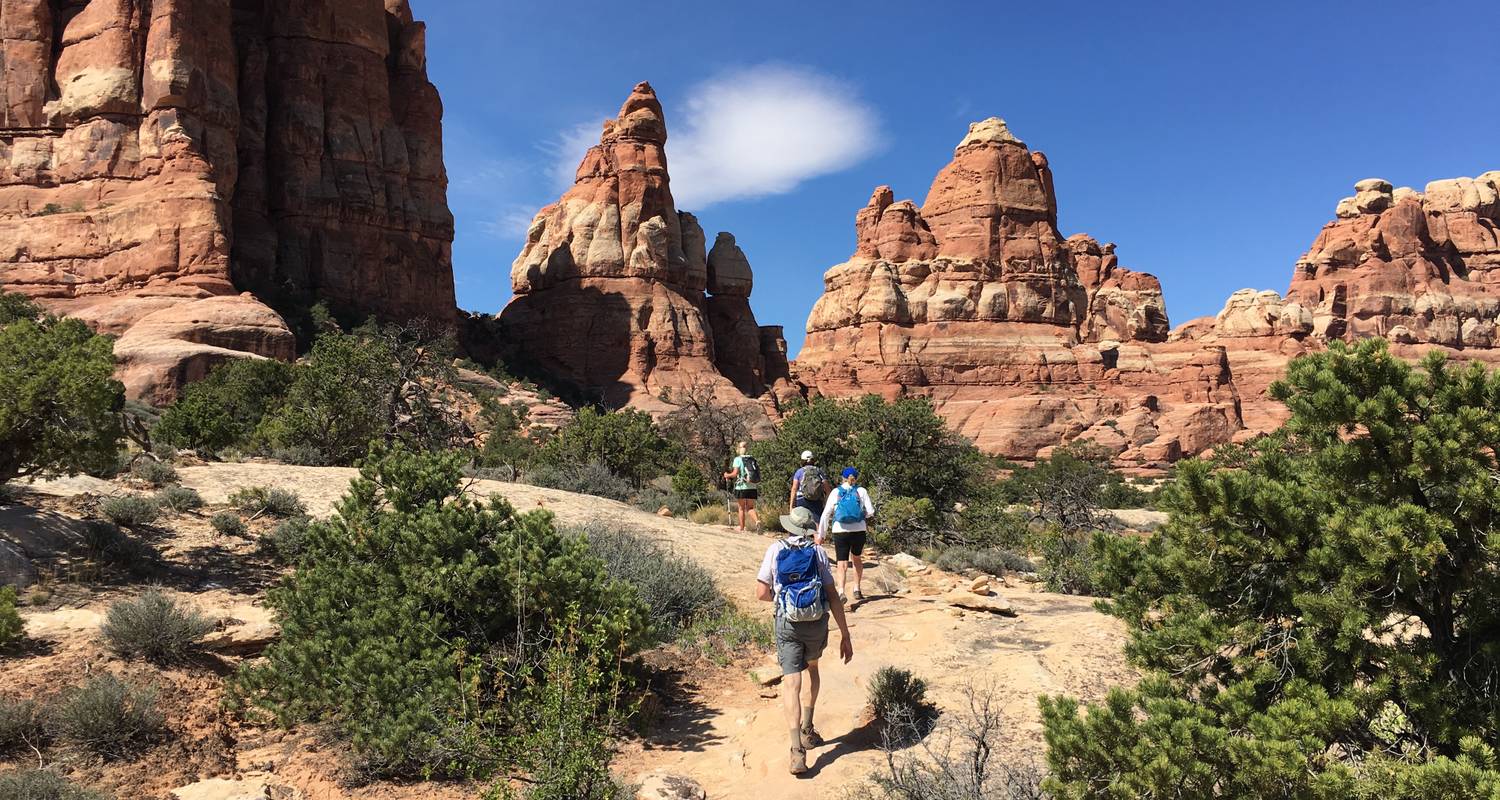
xmin=81 ymin=522 xmax=158 ymax=572
xmin=210 ymin=511 xmax=248 ymax=538
xmin=0 ymin=293 xmax=124 ymax=486
xmin=930 ymin=546 xmax=1035 ymax=577
xmin=867 ymin=666 xmax=935 ymax=743
xmin=873 ymin=494 xmax=942 ymax=553
xmin=152 ymin=485 xmax=203 ymax=513
xmin=268 ymin=446 xmax=327 ymax=466
xmin=677 ymin=609 xmax=772 ymax=667
xmin=0 ymin=696 xmax=46 ymax=753
xmin=231 ymin=445 xmax=648 ymax=779
xmin=670 ymin=463 xmax=709 ymax=504
xmin=154 ymin=358 xmax=296 ymax=453
xmin=228 ymin=486 xmax=304 ymax=518
xmin=259 ymin=515 xmax=313 ymax=564
xmin=1042 ymin=339 xmax=1500 ymax=796
xmin=750 ymin=395 xmax=990 ymax=511
xmin=1031 ymin=527 xmax=1106 ymax=596
xmin=575 ymin=523 xmax=726 ymax=640
xmin=757 ymin=498 xmax=787 ymax=534
xmin=0 ymin=586 xmax=21 ymax=648
xmin=98 ymin=495 xmax=159 ymax=528
xmin=129 ymin=458 xmax=177 ymax=487
xmin=525 ymin=460 xmax=633 ymax=502
xmin=101 ymin=591 xmax=212 ymax=663
xmin=688 ymin=503 xmax=730 ymax=526
xmin=538 ymin=407 xmax=676 ymax=486
xmin=47 ymin=674 xmax=164 ymax=759
xmin=0 ymin=769 xmax=107 ymax=800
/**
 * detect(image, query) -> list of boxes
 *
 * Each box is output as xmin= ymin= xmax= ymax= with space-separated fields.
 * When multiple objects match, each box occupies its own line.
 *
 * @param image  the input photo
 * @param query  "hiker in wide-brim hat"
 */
xmin=757 ymin=502 xmax=853 ymax=775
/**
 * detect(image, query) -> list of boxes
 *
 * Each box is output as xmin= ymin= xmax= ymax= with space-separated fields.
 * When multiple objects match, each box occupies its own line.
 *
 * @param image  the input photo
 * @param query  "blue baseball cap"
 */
xmin=842 ymin=467 xmax=859 ymax=479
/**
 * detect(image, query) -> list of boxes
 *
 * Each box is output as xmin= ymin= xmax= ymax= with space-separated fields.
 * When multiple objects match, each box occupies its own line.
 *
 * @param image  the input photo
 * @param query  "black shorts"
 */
xmin=734 ymin=488 xmax=759 ymax=500
xmin=833 ymin=531 xmax=867 ymax=561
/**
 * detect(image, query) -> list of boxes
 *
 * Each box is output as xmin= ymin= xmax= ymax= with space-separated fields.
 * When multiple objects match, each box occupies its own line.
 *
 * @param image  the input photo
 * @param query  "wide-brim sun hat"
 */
xmin=780 ymin=505 xmax=818 ymax=535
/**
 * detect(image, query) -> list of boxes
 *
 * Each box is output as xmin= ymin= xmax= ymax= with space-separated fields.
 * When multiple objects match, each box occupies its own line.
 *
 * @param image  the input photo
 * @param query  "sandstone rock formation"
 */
xmin=500 ymin=82 xmax=794 ymax=413
xmin=797 ymin=118 xmax=1242 ymax=463
xmin=0 ymin=0 xmax=454 ymax=403
xmin=1179 ymin=171 xmax=1500 ymax=435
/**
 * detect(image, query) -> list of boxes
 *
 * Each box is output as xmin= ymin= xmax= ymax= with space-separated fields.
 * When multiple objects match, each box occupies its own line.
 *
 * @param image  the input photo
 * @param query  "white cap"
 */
xmin=800 ymin=450 xmax=814 ymax=461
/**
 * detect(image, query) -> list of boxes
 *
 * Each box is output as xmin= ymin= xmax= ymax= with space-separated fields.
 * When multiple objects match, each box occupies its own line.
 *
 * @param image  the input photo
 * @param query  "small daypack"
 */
xmin=740 ymin=455 xmax=761 ymax=484
xmin=834 ymin=485 xmax=866 ymax=525
xmin=797 ymin=466 xmax=829 ymax=502
xmin=775 ymin=542 xmax=827 ymax=622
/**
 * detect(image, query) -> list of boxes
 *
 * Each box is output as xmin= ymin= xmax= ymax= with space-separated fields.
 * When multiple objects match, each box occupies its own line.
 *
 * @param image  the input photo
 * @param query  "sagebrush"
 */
xmin=47 ymin=675 xmax=163 ymax=759
xmin=101 ymin=591 xmax=212 ymax=663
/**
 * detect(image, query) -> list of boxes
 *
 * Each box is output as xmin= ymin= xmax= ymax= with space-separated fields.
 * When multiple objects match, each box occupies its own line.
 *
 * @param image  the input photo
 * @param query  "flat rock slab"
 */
xmin=171 ymin=778 xmax=301 ymax=800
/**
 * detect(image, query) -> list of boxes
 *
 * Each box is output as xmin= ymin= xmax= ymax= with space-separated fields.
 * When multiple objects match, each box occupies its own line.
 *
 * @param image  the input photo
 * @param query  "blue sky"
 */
xmin=426 ymin=0 xmax=1500 ymax=356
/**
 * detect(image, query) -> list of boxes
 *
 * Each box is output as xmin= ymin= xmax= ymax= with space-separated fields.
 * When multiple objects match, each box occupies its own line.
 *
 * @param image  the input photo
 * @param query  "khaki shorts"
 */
xmin=775 ymin=614 xmax=829 ymax=674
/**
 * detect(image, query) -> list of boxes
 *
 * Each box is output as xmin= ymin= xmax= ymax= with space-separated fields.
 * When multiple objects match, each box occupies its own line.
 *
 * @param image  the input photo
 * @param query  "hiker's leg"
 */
xmin=852 ymin=554 xmax=865 ymax=593
xmin=782 ymin=669 xmax=804 ymax=737
xmin=737 ymin=498 xmax=748 ymax=530
xmin=748 ymin=500 xmax=759 ymax=529
xmin=836 ymin=559 xmax=848 ymax=596
xmin=805 ymin=660 xmax=820 ymax=723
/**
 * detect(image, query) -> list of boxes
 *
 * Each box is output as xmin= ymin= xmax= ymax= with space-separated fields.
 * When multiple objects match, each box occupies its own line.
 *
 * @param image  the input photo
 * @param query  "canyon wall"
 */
xmin=499 ymin=81 xmax=795 ymax=414
xmin=0 ymin=0 xmax=454 ymax=403
xmin=796 ymin=119 xmax=1242 ymax=463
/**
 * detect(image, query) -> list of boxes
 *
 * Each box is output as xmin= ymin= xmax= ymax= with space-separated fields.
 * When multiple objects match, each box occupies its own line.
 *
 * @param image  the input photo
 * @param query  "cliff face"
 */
xmin=1180 ymin=172 xmax=1500 ymax=435
xmin=0 ymin=0 xmax=453 ymax=403
xmin=797 ymin=118 xmax=1241 ymax=463
xmin=499 ymin=82 xmax=795 ymax=413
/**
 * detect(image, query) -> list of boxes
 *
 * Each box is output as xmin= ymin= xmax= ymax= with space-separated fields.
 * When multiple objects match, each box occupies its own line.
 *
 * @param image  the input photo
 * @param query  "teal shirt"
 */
xmin=732 ymin=455 xmax=757 ymax=490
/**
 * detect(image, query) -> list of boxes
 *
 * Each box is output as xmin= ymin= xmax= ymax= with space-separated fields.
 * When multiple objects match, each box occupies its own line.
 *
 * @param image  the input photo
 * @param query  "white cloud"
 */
xmin=549 ymin=64 xmax=881 ymax=210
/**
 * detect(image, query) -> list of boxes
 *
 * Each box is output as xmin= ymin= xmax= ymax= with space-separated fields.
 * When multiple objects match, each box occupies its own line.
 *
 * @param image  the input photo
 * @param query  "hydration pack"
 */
xmin=834 ymin=485 xmax=866 ymax=525
xmin=739 ymin=455 xmax=761 ymax=484
xmin=797 ymin=466 xmax=829 ymax=502
xmin=774 ymin=542 xmax=827 ymax=622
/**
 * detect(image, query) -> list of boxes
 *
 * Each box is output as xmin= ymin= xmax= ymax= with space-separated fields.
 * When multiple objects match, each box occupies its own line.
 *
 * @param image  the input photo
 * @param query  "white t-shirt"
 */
xmin=818 ymin=484 xmax=875 ymax=537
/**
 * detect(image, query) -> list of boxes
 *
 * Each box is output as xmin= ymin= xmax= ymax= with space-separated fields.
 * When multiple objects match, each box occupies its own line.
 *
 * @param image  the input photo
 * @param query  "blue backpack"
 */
xmin=775 ymin=543 xmax=827 ymax=622
xmin=834 ymin=485 xmax=865 ymax=525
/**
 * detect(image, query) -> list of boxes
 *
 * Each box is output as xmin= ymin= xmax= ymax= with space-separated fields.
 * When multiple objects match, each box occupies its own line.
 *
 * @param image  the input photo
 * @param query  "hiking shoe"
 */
xmin=801 ymin=725 xmax=824 ymax=748
xmin=853 ymin=589 xmax=866 ymax=603
xmin=789 ymin=745 xmax=808 ymax=775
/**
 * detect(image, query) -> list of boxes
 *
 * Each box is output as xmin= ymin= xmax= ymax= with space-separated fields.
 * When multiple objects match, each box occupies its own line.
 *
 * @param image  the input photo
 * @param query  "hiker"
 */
xmin=723 ymin=440 xmax=760 ymax=532
xmin=756 ymin=505 xmax=854 ymax=775
xmin=817 ymin=467 xmax=876 ymax=607
xmin=788 ymin=450 xmax=832 ymax=515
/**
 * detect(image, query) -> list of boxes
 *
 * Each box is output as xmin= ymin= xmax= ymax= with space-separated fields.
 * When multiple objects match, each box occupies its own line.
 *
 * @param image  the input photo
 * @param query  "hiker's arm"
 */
xmin=862 ymin=488 xmax=876 ymax=520
xmin=828 ymin=590 xmax=853 ymax=662
xmin=816 ymin=494 xmax=835 ymax=542
xmin=788 ymin=476 xmax=800 ymax=508
xmin=756 ymin=580 xmax=772 ymax=602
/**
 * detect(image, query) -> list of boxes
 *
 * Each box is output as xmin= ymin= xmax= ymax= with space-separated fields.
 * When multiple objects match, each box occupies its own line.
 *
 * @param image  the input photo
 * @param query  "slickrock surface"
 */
xmin=0 ymin=0 xmax=454 ymax=403
xmin=797 ymin=118 xmax=1241 ymax=463
xmin=500 ymin=82 xmax=794 ymax=413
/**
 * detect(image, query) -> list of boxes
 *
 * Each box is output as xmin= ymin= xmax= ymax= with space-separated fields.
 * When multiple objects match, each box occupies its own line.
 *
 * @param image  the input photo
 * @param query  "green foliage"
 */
xmin=0 ymin=769 xmax=108 ymax=800
xmin=154 ymin=358 xmax=295 ymax=452
xmin=629 ymin=486 xmax=698 ymax=518
xmin=228 ymin=486 xmax=305 ymax=518
xmin=873 ymin=495 xmax=942 ymax=553
xmin=751 ymin=395 xmax=989 ymax=511
xmin=259 ymin=515 xmax=313 ymax=565
xmin=868 ymin=666 xmax=935 ymax=744
xmin=47 ymin=674 xmax=163 ymax=759
xmin=929 ymin=546 xmax=1036 ymax=577
xmin=129 ymin=458 xmax=177 ymax=487
xmin=474 ymin=398 xmax=538 ymax=474
xmin=0 ymin=696 xmax=46 ymax=753
xmin=999 ymin=442 xmax=1116 ymax=532
xmin=210 ymin=511 xmax=248 ymax=538
xmin=0 ymin=290 xmax=42 ymax=324
xmin=98 ymin=495 xmax=159 ymax=528
xmin=1042 ymin=339 xmax=1500 ymax=797
xmin=255 ymin=320 xmax=464 ymax=465
xmin=575 ymin=522 xmax=726 ymax=641
xmin=676 ymin=608 xmax=773 ymax=667
xmin=538 ymin=407 xmax=676 ymax=487
xmin=0 ymin=586 xmax=22 ymax=649
xmin=657 ymin=379 xmax=761 ymax=481
xmin=525 ymin=460 xmax=634 ymax=502
xmin=688 ymin=503 xmax=730 ymax=526
xmin=0 ymin=295 xmax=124 ymax=486
xmin=101 ymin=591 xmax=212 ymax=663
xmin=153 ymin=485 xmax=203 ymax=513
xmin=670 ymin=463 xmax=710 ymax=505
xmin=232 ymin=444 xmax=648 ymax=779
xmin=81 ymin=522 xmax=158 ymax=572
xmin=1031 ymin=527 xmax=1107 ymax=596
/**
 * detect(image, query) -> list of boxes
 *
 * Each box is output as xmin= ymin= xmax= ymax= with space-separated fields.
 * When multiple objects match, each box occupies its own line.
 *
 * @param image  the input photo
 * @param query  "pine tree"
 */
xmin=1042 ymin=339 xmax=1500 ymax=799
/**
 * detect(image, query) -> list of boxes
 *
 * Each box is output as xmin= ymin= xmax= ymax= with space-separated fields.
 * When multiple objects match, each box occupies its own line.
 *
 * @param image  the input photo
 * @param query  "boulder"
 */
xmin=943 ymin=590 xmax=1017 ymax=616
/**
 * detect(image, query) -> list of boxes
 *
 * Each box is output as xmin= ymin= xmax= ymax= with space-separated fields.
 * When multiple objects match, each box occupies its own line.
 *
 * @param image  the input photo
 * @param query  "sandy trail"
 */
xmin=16 ymin=462 xmax=1134 ymax=798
